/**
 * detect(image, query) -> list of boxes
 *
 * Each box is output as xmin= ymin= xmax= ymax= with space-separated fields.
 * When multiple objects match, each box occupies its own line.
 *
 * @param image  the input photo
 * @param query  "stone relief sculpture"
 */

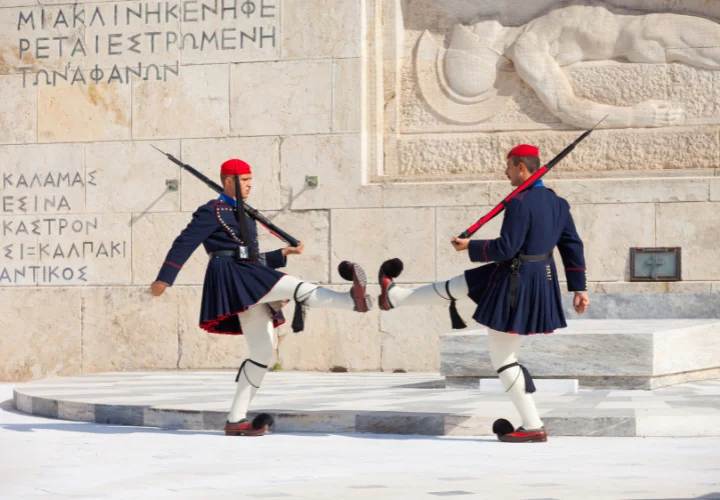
xmin=416 ymin=4 xmax=720 ymax=129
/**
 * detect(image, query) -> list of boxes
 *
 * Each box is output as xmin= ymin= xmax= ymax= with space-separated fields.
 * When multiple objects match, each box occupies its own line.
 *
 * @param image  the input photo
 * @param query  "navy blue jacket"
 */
xmin=156 ymin=198 xmax=286 ymax=286
xmin=467 ymin=182 xmax=586 ymax=292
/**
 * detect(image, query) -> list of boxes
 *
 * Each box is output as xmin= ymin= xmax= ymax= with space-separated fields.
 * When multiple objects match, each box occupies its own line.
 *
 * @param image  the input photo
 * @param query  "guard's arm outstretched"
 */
xmin=155 ymin=205 xmax=218 ymax=287
xmin=259 ymin=248 xmax=287 ymax=269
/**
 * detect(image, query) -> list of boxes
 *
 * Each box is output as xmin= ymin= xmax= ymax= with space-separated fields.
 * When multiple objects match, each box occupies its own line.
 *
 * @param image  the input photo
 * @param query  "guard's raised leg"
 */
xmin=378 ymin=258 xmax=469 ymax=310
xmin=260 ymin=262 xmax=372 ymax=313
xmin=377 ymin=258 xmax=468 ymax=328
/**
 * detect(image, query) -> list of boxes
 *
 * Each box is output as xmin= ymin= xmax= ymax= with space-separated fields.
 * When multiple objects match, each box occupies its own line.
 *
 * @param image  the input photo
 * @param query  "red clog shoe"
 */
xmin=338 ymin=261 xmax=372 ymax=312
xmin=498 ymin=427 xmax=548 ymax=443
xmin=225 ymin=413 xmax=274 ymax=436
xmin=493 ymin=418 xmax=547 ymax=443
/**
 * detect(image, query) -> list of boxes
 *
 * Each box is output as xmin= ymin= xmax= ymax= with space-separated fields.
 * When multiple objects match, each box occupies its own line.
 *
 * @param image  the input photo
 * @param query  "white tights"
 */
xmin=227 ymin=305 xmax=275 ymax=423
xmin=389 ymin=276 xmax=544 ymax=430
xmin=261 ymin=275 xmax=355 ymax=310
xmin=388 ymin=274 xmax=469 ymax=308
xmin=488 ymin=329 xmax=544 ymax=430
xmin=227 ymin=275 xmax=356 ymax=423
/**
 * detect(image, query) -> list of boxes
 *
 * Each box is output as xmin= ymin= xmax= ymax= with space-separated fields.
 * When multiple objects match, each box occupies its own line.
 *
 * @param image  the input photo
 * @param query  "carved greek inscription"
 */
xmin=14 ymin=0 xmax=279 ymax=87
xmin=0 ymin=169 xmax=128 ymax=285
xmin=1 ymin=170 xmax=94 ymax=214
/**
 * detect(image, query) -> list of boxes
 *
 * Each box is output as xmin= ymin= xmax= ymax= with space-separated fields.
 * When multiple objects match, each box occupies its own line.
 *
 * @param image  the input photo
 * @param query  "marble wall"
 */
xmin=1 ymin=0 xmax=720 ymax=381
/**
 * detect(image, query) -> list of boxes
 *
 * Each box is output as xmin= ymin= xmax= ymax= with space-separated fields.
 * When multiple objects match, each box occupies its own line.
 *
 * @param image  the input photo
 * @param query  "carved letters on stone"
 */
xmin=0 ymin=169 xmax=130 ymax=285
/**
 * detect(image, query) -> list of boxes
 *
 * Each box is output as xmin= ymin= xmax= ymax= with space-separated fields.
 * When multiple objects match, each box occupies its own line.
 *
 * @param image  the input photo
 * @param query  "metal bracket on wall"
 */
xmin=305 ymin=175 xmax=318 ymax=188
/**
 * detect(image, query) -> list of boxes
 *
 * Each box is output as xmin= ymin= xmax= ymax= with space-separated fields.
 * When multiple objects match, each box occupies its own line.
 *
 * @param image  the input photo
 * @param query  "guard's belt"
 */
xmin=209 ymin=247 xmax=250 ymax=260
xmin=509 ymin=251 xmax=554 ymax=314
xmin=516 ymin=252 xmax=553 ymax=263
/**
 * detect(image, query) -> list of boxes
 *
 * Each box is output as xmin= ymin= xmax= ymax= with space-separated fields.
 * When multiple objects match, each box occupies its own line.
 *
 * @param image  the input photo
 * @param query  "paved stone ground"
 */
xmin=11 ymin=372 xmax=720 ymax=437
xmin=2 ymin=384 xmax=720 ymax=500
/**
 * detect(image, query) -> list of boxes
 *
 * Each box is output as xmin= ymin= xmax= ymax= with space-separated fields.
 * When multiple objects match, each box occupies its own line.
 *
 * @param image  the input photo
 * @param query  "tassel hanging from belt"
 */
xmin=509 ymin=258 xmax=521 ymax=315
xmin=509 ymin=251 xmax=554 ymax=315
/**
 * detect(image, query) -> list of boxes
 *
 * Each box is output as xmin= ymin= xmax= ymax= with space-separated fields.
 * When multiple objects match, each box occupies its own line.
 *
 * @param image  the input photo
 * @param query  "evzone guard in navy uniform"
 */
xmin=377 ymin=145 xmax=591 ymax=443
xmin=150 ymin=158 xmax=372 ymax=437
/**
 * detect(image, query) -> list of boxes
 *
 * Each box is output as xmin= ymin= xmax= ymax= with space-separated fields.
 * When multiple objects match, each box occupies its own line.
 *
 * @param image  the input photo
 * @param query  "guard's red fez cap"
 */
xmin=221 ymin=159 xmax=252 ymax=176
xmin=507 ymin=144 xmax=539 ymax=159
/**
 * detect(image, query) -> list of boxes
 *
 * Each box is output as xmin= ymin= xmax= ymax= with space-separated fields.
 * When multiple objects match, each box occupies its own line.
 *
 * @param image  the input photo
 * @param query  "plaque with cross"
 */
xmin=629 ymin=248 xmax=682 ymax=282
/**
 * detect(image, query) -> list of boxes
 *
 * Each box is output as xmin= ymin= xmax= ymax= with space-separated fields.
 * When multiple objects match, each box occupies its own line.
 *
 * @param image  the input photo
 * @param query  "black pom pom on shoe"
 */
xmin=338 ymin=261 xmax=355 ymax=281
xmin=380 ymin=258 xmax=404 ymax=279
xmin=252 ymin=413 xmax=275 ymax=430
xmin=492 ymin=418 xmax=514 ymax=437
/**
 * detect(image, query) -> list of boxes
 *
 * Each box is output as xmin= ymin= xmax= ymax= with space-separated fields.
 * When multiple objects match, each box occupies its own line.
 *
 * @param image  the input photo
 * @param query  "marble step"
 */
xmin=478 ymin=378 xmax=578 ymax=393
xmin=441 ymin=319 xmax=720 ymax=390
xmin=561 ymin=293 xmax=720 ymax=320
xmin=13 ymin=371 xmax=720 ymax=437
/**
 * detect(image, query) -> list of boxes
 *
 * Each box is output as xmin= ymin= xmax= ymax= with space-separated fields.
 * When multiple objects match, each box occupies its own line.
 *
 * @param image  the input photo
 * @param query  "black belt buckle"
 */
xmin=510 ymin=257 xmax=521 ymax=275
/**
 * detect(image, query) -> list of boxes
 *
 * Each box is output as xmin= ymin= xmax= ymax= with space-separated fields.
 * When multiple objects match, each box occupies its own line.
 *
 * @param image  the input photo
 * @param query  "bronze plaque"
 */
xmin=629 ymin=248 xmax=681 ymax=282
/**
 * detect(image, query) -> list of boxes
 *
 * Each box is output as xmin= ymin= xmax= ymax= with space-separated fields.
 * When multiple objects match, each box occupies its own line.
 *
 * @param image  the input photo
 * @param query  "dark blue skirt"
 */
xmin=465 ymin=259 xmax=567 ymax=335
xmin=200 ymin=257 xmax=286 ymax=335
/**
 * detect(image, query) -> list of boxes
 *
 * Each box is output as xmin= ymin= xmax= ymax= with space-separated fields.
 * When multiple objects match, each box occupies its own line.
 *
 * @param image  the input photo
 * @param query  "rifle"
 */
xmin=151 ymin=145 xmax=300 ymax=247
xmin=457 ymin=115 xmax=608 ymax=239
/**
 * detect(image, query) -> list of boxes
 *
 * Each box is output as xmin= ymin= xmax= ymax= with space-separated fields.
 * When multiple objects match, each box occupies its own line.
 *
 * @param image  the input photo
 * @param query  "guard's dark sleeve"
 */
xmin=468 ymin=199 xmax=530 ymax=263
xmin=252 ymin=219 xmax=286 ymax=269
xmin=260 ymin=249 xmax=286 ymax=269
xmin=556 ymin=201 xmax=587 ymax=292
xmin=156 ymin=205 xmax=218 ymax=286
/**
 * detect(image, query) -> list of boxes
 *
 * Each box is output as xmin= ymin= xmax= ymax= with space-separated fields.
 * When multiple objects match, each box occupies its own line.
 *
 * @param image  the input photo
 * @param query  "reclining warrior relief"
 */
xmin=415 ymin=4 xmax=720 ymax=128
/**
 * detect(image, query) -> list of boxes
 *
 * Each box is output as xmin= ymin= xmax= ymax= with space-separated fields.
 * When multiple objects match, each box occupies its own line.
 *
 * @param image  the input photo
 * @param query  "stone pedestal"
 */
xmin=440 ymin=320 xmax=720 ymax=390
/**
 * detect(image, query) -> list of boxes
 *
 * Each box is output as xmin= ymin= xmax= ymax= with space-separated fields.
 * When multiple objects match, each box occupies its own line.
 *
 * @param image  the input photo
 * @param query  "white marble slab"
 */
xmin=440 ymin=320 xmax=720 ymax=389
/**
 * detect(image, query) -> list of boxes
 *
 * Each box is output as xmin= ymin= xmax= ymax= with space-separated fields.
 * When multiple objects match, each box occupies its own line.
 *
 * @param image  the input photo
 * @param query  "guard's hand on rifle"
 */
xmin=150 ymin=280 xmax=169 ymax=297
xmin=282 ymin=241 xmax=304 ymax=257
xmin=573 ymin=292 xmax=590 ymax=314
xmin=451 ymin=237 xmax=470 ymax=252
